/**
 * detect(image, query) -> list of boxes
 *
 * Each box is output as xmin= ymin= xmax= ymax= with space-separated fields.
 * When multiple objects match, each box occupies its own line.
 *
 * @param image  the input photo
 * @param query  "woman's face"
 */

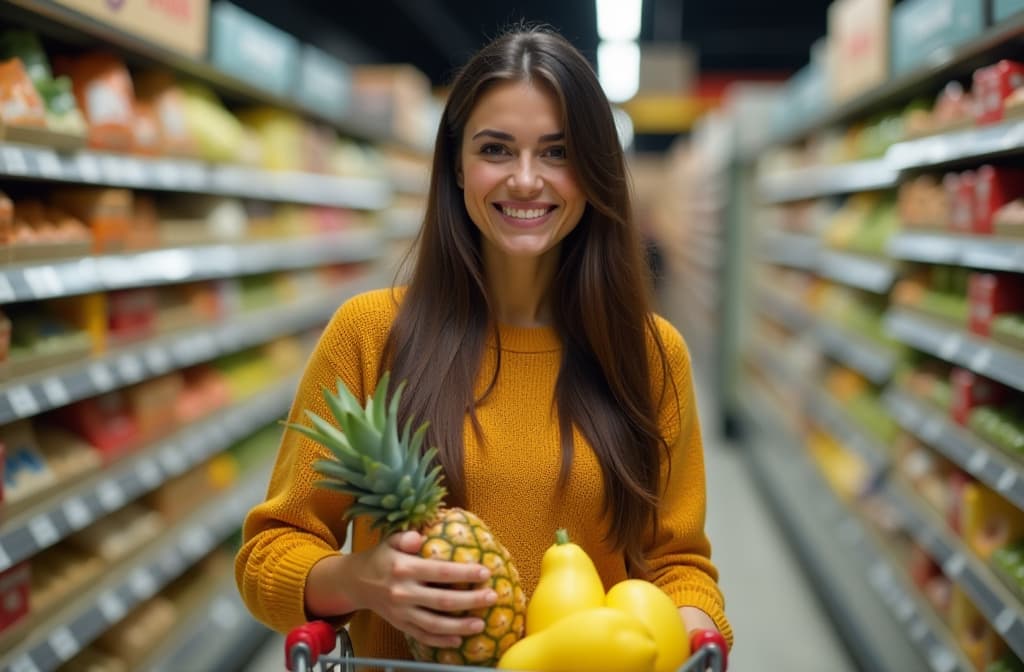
xmin=459 ymin=79 xmax=586 ymax=263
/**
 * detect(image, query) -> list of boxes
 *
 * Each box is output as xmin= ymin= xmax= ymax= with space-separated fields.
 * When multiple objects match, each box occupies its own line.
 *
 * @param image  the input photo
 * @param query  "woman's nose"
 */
xmin=507 ymin=156 xmax=543 ymax=194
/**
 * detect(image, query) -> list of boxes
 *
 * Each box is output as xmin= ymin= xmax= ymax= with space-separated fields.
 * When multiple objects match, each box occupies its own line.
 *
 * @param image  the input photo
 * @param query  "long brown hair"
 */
xmin=382 ymin=27 xmax=674 ymax=573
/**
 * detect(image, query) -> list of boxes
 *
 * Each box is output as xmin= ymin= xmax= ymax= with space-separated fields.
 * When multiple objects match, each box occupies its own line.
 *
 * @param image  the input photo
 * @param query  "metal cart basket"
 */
xmin=285 ymin=621 xmax=729 ymax=672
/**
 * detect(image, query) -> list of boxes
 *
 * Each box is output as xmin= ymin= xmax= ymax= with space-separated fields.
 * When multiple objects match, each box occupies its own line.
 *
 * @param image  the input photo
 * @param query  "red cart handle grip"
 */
xmin=285 ymin=621 xmax=337 ymax=671
xmin=689 ymin=629 xmax=729 ymax=671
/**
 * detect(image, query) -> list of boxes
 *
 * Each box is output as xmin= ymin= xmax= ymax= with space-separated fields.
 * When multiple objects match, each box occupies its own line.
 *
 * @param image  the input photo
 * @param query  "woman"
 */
xmin=236 ymin=27 xmax=732 ymax=660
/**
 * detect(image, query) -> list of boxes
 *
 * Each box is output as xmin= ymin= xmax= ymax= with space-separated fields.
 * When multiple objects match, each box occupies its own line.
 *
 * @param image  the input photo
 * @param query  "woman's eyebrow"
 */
xmin=470 ymin=130 xmax=566 ymax=142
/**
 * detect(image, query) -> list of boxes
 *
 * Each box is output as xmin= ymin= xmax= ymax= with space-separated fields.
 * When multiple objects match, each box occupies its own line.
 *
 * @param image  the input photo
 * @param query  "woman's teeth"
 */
xmin=501 ymin=206 xmax=549 ymax=219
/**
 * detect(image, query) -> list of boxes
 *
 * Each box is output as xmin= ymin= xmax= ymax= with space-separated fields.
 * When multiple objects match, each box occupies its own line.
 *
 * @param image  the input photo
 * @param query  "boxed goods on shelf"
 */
xmin=893 ymin=265 xmax=971 ymax=325
xmin=0 ymin=563 xmax=29 ymax=635
xmin=209 ymin=1 xmax=299 ymax=99
xmin=826 ymin=0 xmax=891 ymax=104
xmin=968 ymin=273 xmax=1024 ymax=338
xmin=976 ymin=166 xmax=1024 ymax=234
xmin=898 ymin=175 xmax=948 ymax=229
xmin=3 ymin=300 xmax=92 ymax=377
xmin=974 ymin=61 xmax=1024 ymax=125
xmin=56 ymin=391 xmax=141 ymax=462
xmin=96 ymin=595 xmax=178 ymax=669
xmin=3 ymin=195 xmax=93 ymax=262
xmin=952 ymin=368 xmax=1011 ymax=425
xmin=890 ymin=0 xmax=985 ymax=76
xmin=50 ymin=187 xmax=134 ymax=254
xmin=29 ymin=543 xmax=104 ymax=618
xmin=53 ymin=52 xmax=136 ymax=152
xmin=960 ymin=481 xmax=1024 ymax=560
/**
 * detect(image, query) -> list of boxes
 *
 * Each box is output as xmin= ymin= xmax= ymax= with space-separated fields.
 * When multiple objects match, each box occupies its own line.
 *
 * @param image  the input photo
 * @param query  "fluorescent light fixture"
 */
xmin=596 ymin=0 xmax=643 ymax=41
xmin=598 ymin=41 xmax=640 ymax=103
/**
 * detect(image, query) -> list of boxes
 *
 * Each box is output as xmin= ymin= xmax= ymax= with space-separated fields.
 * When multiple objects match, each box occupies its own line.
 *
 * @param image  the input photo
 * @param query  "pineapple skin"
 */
xmin=405 ymin=508 xmax=527 ymax=667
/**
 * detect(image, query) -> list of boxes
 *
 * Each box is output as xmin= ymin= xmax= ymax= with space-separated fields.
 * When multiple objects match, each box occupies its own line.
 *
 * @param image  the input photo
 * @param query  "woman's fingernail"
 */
xmin=485 ymin=590 xmax=497 ymax=605
xmin=479 ymin=568 xmax=490 ymax=580
xmin=473 ymin=619 xmax=486 ymax=632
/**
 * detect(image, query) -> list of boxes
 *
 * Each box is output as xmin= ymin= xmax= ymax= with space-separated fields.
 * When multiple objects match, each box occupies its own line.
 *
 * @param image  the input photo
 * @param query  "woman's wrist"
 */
xmin=305 ymin=552 xmax=361 ymax=618
xmin=678 ymin=605 xmax=718 ymax=634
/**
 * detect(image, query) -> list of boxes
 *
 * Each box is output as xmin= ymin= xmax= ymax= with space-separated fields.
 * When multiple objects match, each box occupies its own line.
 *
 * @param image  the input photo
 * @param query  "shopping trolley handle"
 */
xmin=688 ymin=629 xmax=729 ymax=672
xmin=285 ymin=621 xmax=344 ymax=671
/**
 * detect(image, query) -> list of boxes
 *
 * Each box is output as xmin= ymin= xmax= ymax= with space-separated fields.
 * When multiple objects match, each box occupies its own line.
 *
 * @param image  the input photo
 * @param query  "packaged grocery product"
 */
xmin=0 ymin=563 xmax=30 ymax=635
xmin=968 ymin=272 xmax=1024 ymax=338
xmin=125 ymin=373 xmax=185 ymax=440
xmin=948 ymin=171 xmax=976 ymax=233
xmin=30 ymin=543 xmax=104 ymax=617
xmin=53 ymin=52 xmax=136 ymax=151
xmin=4 ymin=300 xmax=92 ymax=378
xmin=96 ymin=596 xmax=177 ymax=668
xmin=975 ymin=166 xmax=1024 ymax=234
xmin=56 ymin=392 xmax=141 ymax=461
xmin=950 ymin=586 xmax=1005 ymax=670
xmin=0 ymin=58 xmax=47 ymax=135
xmin=7 ymin=199 xmax=92 ymax=262
xmin=68 ymin=503 xmax=163 ymax=562
xmin=0 ymin=420 xmax=56 ymax=509
xmin=131 ymin=98 xmax=163 ymax=155
xmin=180 ymin=82 xmax=244 ymax=163
xmin=931 ymin=81 xmax=975 ymax=133
xmin=951 ymin=369 xmax=1010 ymax=426
xmin=134 ymin=71 xmax=196 ymax=157
xmin=107 ymin=287 xmax=159 ymax=343
xmin=51 ymin=187 xmax=133 ymax=253
xmin=974 ymin=60 xmax=1024 ymax=125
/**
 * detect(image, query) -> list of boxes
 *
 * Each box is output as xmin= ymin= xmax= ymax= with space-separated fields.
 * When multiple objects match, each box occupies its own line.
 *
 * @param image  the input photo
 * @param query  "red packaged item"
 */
xmin=107 ymin=288 xmax=158 ymax=343
xmin=57 ymin=392 xmax=140 ymax=461
xmin=0 ymin=563 xmax=30 ymax=634
xmin=968 ymin=273 xmax=1024 ymax=337
xmin=974 ymin=165 xmax=1024 ymax=234
xmin=973 ymin=60 xmax=1024 ymax=125
xmin=951 ymin=369 xmax=1009 ymax=426
xmin=53 ymin=52 xmax=136 ymax=151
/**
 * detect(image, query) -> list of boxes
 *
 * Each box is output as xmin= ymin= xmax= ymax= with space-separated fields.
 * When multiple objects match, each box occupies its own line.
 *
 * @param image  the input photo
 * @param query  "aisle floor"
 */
xmin=246 ymin=379 xmax=856 ymax=672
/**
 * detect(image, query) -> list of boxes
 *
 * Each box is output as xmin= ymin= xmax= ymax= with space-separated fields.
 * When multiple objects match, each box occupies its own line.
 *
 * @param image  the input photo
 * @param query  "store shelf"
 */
xmin=882 ymin=479 xmax=1024 ymax=661
xmin=885 ymin=309 xmax=1024 ymax=393
xmin=766 ymin=13 xmax=1024 ymax=148
xmin=759 ymin=231 xmax=819 ymax=271
xmin=818 ymin=250 xmax=898 ymax=294
xmin=0 ymin=230 xmax=380 ymax=305
xmin=884 ymin=388 xmax=1024 ymax=513
xmin=0 ymin=279 xmax=370 ymax=426
xmin=0 ymin=471 xmax=268 ymax=672
xmin=758 ymin=159 xmax=898 ymax=204
xmin=147 ymin=576 xmax=271 ymax=672
xmin=887 ymin=118 xmax=1024 ymax=171
xmin=0 ymin=142 xmax=392 ymax=210
xmin=1 ymin=0 xmax=431 ymax=154
xmin=756 ymin=289 xmax=815 ymax=333
xmin=0 ymin=378 xmax=294 ymax=573
xmin=816 ymin=322 xmax=898 ymax=385
xmin=740 ymin=385 xmax=940 ymax=672
xmin=806 ymin=391 xmax=890 ymax=474
xmin=888 ymin=232 xmax=1024 ymax=272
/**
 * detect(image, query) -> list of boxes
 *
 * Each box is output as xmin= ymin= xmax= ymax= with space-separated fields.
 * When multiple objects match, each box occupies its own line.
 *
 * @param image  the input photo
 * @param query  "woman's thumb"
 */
xmin=388 ymin=530 xmax=424 ymax=554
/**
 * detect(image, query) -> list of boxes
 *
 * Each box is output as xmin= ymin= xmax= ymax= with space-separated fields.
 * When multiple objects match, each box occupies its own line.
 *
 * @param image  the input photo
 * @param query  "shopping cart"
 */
xmin=285 ymin=621 xmax=729 ymax=672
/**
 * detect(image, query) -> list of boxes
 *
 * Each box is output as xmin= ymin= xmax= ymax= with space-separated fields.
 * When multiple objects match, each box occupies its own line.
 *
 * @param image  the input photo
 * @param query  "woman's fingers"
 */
xmin=396 ymin=555 xmax=491 ymax=585
xmin=418 ymin=585 xmax=498 ymax=613
xmin=406 ymin=607 xmax=486 ymax=643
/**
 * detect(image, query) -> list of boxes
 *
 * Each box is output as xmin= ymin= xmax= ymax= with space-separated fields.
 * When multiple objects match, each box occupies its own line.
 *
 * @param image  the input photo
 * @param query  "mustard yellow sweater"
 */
xmin=236 ymin=288 xmax=732 ymax=659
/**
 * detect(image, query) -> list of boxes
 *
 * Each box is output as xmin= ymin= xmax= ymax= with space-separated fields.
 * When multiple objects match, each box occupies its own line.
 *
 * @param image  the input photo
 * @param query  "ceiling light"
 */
xmin=598 ymin=41 xmax=640 ymax=103
xmin=596 ymin=0 xmax=643 ymax=42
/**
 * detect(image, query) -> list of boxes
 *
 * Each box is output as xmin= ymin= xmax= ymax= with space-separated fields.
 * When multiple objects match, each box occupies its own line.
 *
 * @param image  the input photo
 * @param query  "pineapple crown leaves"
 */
xmin=282 ymin=372 xmax=448 ymax=535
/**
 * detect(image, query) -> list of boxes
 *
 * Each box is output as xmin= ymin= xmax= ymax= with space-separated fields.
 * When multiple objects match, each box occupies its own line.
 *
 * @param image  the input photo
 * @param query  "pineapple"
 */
xmin=286 ymin=372 xmax=526 ymax=666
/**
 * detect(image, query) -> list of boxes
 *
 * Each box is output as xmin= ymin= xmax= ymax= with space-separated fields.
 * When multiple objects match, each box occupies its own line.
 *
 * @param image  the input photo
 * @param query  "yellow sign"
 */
xmin=53 ymin=0 xmax=210 ymax=59
xmin=621 ymin=95 xmax=713 ymax=134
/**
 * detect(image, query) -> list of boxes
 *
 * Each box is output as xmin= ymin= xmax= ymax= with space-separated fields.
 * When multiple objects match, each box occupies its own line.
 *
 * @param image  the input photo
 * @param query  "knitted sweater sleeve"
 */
xmin=234 ymin=294 xmax=387 ymax=634
xmin=643 ymin=317 xmax=734 ymax=647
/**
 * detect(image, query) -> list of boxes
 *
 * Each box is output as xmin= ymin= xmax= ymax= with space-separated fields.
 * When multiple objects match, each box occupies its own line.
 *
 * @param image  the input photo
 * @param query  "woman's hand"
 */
xmin=306 ymin=530 xmax=498 ymax=649
xmin=679 ymin=606 xmax=718 ymax=635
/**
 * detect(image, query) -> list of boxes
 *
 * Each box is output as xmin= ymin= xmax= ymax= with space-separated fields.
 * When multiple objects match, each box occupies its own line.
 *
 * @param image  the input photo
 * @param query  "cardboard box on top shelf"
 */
xmin=351 ymin=64 xmax=433 ymax=148
xmin=52 ymin=0 xmax=209 ymax=59
xmin=827 ymin=0 xmax=891 ymax=104
xmin=891 ymin=0 xmax=986 ymax=76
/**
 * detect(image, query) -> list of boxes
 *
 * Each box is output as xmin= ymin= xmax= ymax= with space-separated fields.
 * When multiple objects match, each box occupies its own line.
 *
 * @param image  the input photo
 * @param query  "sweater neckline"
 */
xmin=488 ymin=322 xmax=562 ymax=353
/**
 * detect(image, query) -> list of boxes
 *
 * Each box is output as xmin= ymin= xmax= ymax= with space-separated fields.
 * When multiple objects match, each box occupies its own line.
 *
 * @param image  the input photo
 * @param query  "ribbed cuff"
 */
xmin=263 ymin=543 xmax=340 ymax=632
xmin=666 ymin=586 xmax=734 ymax=649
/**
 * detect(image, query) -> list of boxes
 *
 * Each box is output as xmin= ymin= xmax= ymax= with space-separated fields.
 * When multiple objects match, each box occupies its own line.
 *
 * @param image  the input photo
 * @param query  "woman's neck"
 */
xmin=483 ymin=247 xmax=557 ymax=327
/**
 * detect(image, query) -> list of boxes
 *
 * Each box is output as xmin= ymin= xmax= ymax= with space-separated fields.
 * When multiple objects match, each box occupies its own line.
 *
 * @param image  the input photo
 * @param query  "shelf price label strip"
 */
xmin=885 ymin=310 xmax=1024 ymax=394
xmin=815 ymin=323 xmax=896 ymax=385
xmin=0 ymin=142 xmax=392 ymax=211
xmin=0 ymin=284 xmax=363 ymax=426
xmin=817 ymin=251 xmax=897 ymax=295
xmin=888 ymin=234 xmax=1024 ymax=273
xmin=757 ymin=159 xmax=898 ymax=204
xmin=887 ymin=119 xmax=1024 ymax=171
xmin=884 ymin=390 xmax=1024 ymax=514
xmin=885 ymin=485 xmax=1024 ymax=660
xmin=0 ymin=381 xmax=295 ymax=573
xmin=0 ymin=232 xmax=382 ymax=306
xmin=2 ymin=478 xmax=266 ymax=672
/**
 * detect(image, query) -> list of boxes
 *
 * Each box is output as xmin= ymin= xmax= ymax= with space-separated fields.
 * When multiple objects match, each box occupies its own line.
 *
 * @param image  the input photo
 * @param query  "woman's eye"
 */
xmin=480 ymin=143 xmax=509 ymax=156
xmin=543 ymin=146 xmax=567 ymax=160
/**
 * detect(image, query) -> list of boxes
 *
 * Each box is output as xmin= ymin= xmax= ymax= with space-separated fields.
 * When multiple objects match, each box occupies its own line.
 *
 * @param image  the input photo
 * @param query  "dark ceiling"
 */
xmin=235 ymin=0 xmax=833 ymax=87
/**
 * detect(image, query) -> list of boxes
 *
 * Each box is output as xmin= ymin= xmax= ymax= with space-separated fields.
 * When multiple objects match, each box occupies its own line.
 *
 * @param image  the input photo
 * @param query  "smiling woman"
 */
xmin=236 ymin=25 xmax=732 ymax=663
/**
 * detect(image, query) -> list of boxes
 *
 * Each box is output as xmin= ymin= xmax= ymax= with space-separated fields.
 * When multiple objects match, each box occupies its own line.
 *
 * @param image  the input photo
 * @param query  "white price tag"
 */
xmin=159 ymin=445 xmax=187 ymax=475
xmin=9 ymin=654 xmax=42 ymax=672
xmin=921 ymin=418 xmax=943 ymax=444
xmin=97 ymin=591 xmax=126 ymax=623
xmin=939 ymin=334 xmax=962 ymax=360
xmin=116 ymin=354 xmax=144 ymax=383
xmin=123 ymin=158 xmax=145 ymax=184
xmin=967 ymin=450 xmax=989 ymax=475
xmin=155 ymin=161 xmax=181 ymax=187
xmin=996 ymin=607 xmax=1018 ymax=635
xmin=41 ymin=377 xmax=70 ymax=407
xmin=75 ymin=154 xmax=101 ymax=182
xmin=0 ymin=542 xmax=11 ymax=571
xmin=0 ymin=273 xmax=15 ymax=303
xmin=211 ymin=596 xmax=241 ymax=630
xmin=160 ymin=548 xmax=185 ymax=577
xmin=181 ymin=526 xmax=214 ymax=559
xmin=7 ymin=385 xmax=40 ymax=419
xmin=135 ymin=459 xmax=162 ymax=488
xmin=144 ymin=346 xmax=171 ymax=373
xmin=23 ymin=266 xmax=63 ymax=299
xmin=27 ymin=514 xmax=60 ymax=548
xmin=62 ymin=497 xmax=93 ymax=531
xmin=97 ymin=479 xmax=125 ymax=511
xmin=184 ymin=436 xmax=205 ymax=462
xmin=48 ymin=625 xmax=80 ymax=661
xmin=100 ymin=155 xmax=125 ymax=183
xmin=971 ymin=348 xmax=993 ymax=373
xmin=130 ymin=567 xmax=158 ymax=598
xmin=36 ymin=149 xmax=63 ymax=178
xmin=998 ymin=470 xmax=1018 ymax=495
xmin=942 ymin=553 xmax=966 ymax=578
xmin=88 ymin=362 xmax=116 ymax=392
xmin=2 ymin=146 xmax=28 ymax=174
